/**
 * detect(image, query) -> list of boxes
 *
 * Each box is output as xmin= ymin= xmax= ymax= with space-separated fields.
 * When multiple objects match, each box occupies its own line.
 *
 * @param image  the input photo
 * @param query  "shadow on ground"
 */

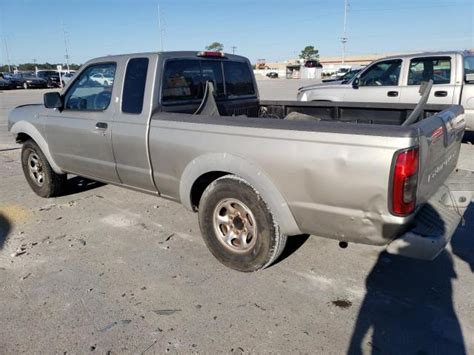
xmin=348 ymin=203 xmax=473 ymax=354
xmin=63 ymin=176 xmax=105 ymax=196
xmin=273 ymin=234 xmax=310 ymax=266
xmin=0 ymin=214 xmax=11 ymax=250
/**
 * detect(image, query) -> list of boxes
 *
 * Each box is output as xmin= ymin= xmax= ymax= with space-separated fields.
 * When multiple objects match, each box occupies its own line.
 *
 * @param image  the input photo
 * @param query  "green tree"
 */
xmin=299 ymin=46 xmax=320 ymax=61
xmin=205 ymin=42 xmax=224 ymax=51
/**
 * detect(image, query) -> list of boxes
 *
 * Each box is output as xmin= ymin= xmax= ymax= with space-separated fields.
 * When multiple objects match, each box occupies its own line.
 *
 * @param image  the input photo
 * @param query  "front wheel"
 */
xmin=198 ymin=176 xmax=287 ymax=272
xmin=23 ymin=82 xmax=28 ymax=89
xmin=21 ymin=140 xmax=66 ymax=198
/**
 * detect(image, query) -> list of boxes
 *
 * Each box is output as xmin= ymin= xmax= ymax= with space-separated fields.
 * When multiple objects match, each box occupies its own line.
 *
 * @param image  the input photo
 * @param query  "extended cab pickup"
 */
xmin=8 ymin=51 xmax=470 ymax=271
xmin=297 ymin=51 xmax=474 ymax=131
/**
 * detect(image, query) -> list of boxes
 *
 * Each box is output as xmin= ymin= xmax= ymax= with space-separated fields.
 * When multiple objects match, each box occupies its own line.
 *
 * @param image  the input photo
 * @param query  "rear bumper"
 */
xmin=386 ymin=181 xmax=473 ymax=260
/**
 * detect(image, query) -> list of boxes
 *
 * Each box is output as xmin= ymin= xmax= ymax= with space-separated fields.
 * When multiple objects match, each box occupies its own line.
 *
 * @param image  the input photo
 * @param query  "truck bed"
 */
xmin=260 ymin=100 xmax=451 ymax=126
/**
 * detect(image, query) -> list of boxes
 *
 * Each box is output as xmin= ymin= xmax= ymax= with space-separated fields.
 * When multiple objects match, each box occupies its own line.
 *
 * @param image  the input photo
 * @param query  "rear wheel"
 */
xmin=21 ymin=140 xmax=66 ymax=198
xmin=198 ymin=176 xmax=287 ymax=272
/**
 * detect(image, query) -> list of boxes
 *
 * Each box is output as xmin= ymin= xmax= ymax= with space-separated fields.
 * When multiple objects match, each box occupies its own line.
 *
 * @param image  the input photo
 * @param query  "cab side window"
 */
xmin=64 ymin=63 xmax=116 ymax=111
xmin=359 ymin=60 xmax=402 ymax=87
xmin=408 ymin=57 xmax=451 ymax=85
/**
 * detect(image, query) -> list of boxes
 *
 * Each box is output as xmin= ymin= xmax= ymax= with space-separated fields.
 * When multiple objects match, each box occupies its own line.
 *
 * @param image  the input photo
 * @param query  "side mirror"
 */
xmin=44 ymin=92 xmax=63 ymax=109
xmin=352 ymin=78 xmax=360 ymax=88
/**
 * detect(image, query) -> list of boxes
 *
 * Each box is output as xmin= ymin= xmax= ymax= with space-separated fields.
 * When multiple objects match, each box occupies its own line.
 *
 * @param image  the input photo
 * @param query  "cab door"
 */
xmin=343 ymin=59 xmax=402 ymax=103
xmin=109 ymin=55 xmax=159 ymax=193
xmin=399 ymin=56 xmax=456 ymax=105
xmin=43 ymin=62 xmax=120 ymax=183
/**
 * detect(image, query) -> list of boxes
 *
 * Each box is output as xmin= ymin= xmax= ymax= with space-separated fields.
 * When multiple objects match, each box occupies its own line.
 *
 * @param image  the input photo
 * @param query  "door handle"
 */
xmin=434 ymin=91 xmax=448 ymax=97
xmin=95 ymin=122 xmax=108 ymax=130
xmin=387 ymin=91 xmax=399 ymax=97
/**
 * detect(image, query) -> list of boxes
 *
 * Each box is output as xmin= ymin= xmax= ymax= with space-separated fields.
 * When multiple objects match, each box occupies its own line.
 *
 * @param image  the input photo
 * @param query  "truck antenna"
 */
xmin=158 ymin=4 xmax=164 ymax=51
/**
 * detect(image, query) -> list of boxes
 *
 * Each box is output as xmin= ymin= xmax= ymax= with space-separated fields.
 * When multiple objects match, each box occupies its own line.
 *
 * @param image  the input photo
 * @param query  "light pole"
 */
xmin=231 ymin=46 xmax=237 ymax=54
xmin=341 ymin=0 xmax=349 ymax=65
xmin=61 ymin=21 xmax=70 ymax=72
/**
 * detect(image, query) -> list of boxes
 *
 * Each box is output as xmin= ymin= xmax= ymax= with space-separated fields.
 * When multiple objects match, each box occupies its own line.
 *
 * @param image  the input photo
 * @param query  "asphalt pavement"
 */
xmin=0 ymin=85 xmax=473 ymax=354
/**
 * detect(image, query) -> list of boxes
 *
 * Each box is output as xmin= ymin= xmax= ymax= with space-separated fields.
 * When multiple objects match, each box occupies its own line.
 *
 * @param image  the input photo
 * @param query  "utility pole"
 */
xmin=158 ymin=4 xmax=164 ymax=51
xmin=231 ymin=46 xmax=237 ymax=54
xmin=341 ymin=0 xmax=349 ymax=65
xmin=61 ymin=21 xmax=70 ymax=72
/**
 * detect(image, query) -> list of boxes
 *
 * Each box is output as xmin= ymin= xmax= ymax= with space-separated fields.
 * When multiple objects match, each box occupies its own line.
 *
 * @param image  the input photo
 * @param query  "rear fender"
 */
xmin=179 ymin=153 xmax=301 ymax=236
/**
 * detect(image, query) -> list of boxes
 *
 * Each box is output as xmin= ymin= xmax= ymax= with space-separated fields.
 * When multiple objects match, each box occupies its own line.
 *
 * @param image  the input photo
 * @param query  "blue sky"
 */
xmin=1 ymin=0 xmax=473 ymax=65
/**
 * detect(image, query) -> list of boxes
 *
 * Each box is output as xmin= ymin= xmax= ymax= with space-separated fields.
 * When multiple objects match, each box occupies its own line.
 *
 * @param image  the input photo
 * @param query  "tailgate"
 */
xmin=414 ymin=105 xmax=466 ymax=206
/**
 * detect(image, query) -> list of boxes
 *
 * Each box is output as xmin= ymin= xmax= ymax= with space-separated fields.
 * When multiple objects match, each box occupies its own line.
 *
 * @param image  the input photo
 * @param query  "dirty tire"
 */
xmin=21 ymin=140 xmax=66 ymax=198
xmin=198 ymin=175 xmax=287 ymax=272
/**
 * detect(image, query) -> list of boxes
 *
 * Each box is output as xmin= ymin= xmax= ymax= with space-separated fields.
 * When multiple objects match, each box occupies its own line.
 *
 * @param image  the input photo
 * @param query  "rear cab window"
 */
xmin=161 ymin=58 xmax=255 ymax=104
xmin=408 ymin=57 xmax=451 ymax=85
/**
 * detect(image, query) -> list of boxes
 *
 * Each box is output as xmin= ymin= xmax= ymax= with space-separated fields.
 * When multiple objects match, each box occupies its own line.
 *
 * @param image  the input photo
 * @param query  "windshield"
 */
xmin=341 ymin=69 xmax=361 ymax=81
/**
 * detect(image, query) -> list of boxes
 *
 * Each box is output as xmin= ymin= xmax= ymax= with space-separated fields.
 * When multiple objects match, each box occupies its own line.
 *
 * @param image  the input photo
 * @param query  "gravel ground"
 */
xmin=0 ymin=87 xmax=473 ymax=354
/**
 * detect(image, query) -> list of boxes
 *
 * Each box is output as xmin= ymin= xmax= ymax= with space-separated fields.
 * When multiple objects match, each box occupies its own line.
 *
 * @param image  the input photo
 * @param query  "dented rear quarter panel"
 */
xmin=149 ymin=114 xmax=418 ymax=245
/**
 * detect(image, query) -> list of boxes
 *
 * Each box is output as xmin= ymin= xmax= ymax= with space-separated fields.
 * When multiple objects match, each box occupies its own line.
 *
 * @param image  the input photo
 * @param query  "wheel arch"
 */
xmin=10 ymin=121 xmax=64 ymax=174
xmin=180 ymin=153 xmax=301 ymax=236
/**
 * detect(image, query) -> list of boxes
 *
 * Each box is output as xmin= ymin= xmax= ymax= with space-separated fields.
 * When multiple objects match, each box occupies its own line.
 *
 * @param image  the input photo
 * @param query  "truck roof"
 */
xmin=379 ymin=50 xmax=468 ymax=61
xmin=87 ymin=51 xmax=250 ymax=64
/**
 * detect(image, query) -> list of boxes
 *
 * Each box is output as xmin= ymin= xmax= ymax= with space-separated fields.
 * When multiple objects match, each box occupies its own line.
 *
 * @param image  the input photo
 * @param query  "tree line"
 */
xmin=0 ymin=63 xmax=81 ymax=72
xmin=205 ymin=42 xmax=320 ymax=62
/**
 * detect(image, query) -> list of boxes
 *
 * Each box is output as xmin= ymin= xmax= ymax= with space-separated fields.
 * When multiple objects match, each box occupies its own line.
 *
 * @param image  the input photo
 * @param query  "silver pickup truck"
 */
xmin=8 ymin=51 xmax=469 ymax=272
xmin=297 ymin=51 xmax=474 ymax=131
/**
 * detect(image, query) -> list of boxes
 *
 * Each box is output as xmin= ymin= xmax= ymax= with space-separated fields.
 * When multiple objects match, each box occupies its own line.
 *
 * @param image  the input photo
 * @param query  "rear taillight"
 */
xmin=391 ymin=147 xmax=419 ymax=216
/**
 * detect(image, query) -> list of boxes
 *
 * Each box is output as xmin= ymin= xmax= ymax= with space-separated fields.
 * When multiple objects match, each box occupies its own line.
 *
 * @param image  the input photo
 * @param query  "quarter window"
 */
xmin=64 ymin=63 xmax=116 ymax=111
xmin=122 ymin=58 xmax=149 ymax=114
xmin=408 ymin=57 xmax=451 ymax=85
xmin=359 ymin=60 xmax=402 ymax=87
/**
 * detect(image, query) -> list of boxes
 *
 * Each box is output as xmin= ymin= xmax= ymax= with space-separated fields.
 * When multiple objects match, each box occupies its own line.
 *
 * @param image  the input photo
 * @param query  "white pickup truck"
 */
xmin=297 ymin=51 xmax=474 ymax=131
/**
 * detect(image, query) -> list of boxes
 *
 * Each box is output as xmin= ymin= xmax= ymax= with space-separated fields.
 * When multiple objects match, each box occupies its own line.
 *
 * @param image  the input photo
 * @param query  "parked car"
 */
xmin=0 ymin=73 xmax=15 ymax=89
xmin=8 ymin=51 xmax=470 ymax=272
xmin=297 ymin=51 xmax=474 ymax=131
xmin=11 ymin=72 xmax=47 ymax=89
xmin=61 ymin=72 xmax=75 ymax=86
xmin=36 ymin=70 xmax=61 ymax=88
xmin=266 ymin=72 xmax=278 ymax=79
xmin=1 ymin=72 xmax=22 ymax=88
xmin=90 ymin=72 xmax=114 ymax=86
xmin=0 ymin=77 xmax=14 ymax=89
